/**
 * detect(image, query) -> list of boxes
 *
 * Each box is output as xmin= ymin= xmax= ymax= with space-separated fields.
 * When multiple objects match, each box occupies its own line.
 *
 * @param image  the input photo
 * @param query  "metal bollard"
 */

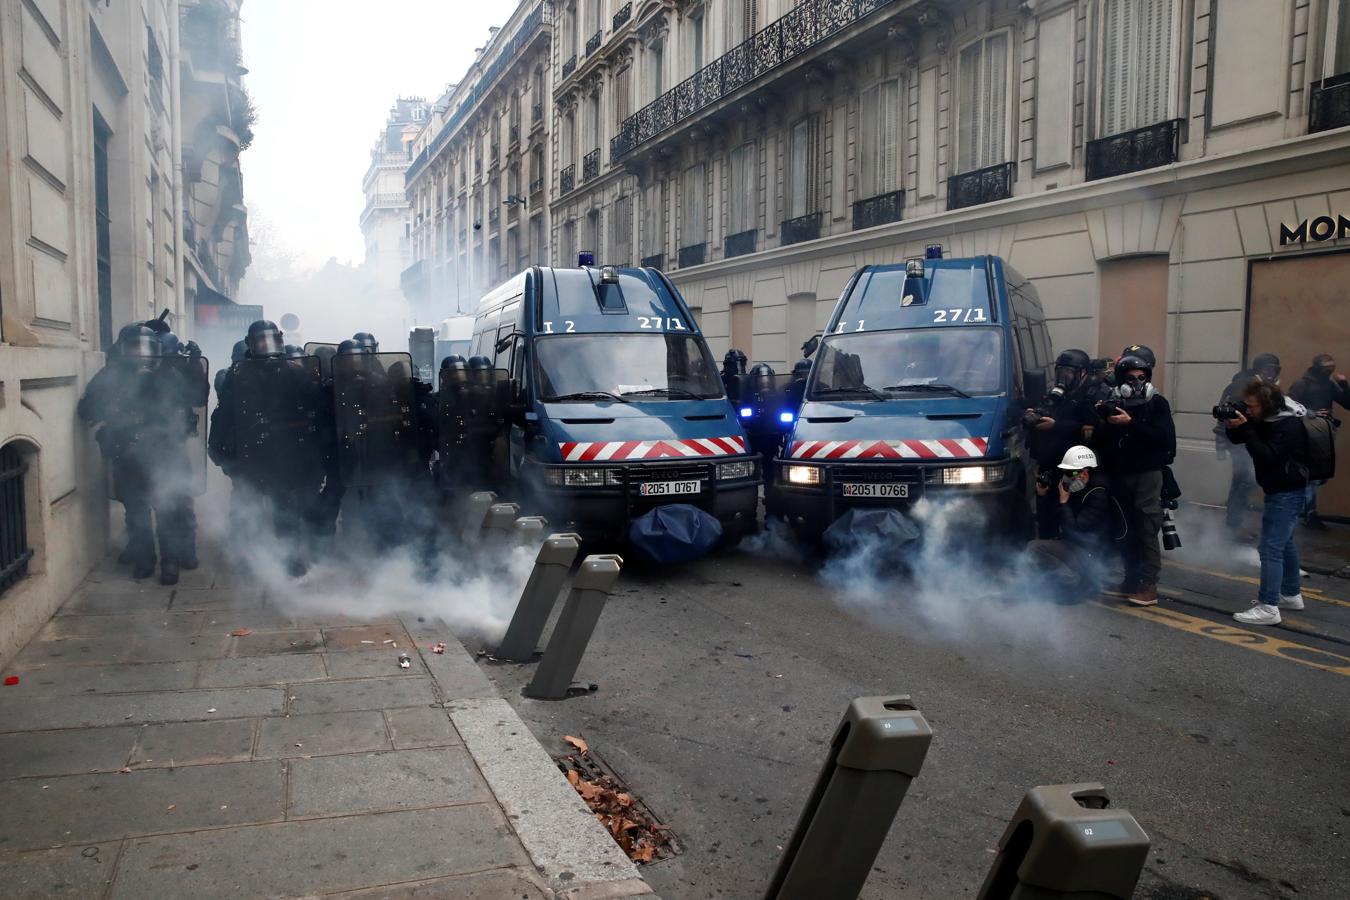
xmin=766 ymin=696 xmax=932 ymax=900
xmin=459 ymin=491 xmax=498 ymax=544
xmin=481 ymin=502 xmax=521 ymax=541
xmin=511 ymin=516 xmax=549 ymax=547
xmin=975 ymin=783 xmax=1149 ymax=900
xmin=496 ymin=532 xmax=582 ymax=662
xmin=523 ymin=554 xmax=622 ymax=700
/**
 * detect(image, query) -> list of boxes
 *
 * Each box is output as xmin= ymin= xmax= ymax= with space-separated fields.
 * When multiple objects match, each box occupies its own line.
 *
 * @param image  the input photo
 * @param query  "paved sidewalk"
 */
xmin=0 ymin=546 xmax=650 ymax=899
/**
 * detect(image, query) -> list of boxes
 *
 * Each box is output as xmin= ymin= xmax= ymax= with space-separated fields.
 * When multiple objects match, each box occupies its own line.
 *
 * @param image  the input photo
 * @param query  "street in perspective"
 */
xmin=3 ymin=1 xmax=1350 ymax=898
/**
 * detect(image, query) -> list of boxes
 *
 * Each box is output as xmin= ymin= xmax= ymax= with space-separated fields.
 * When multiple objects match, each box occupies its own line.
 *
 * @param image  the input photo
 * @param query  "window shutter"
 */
xmin=859 ymin=85 xmax=878 ymax=197
xmin=984 ymin=33 xmax=1008 ymax=168
xmin=1337 ymin=0 xmax=1350 ymax=73
xmin=789 ymin=120 xmax=808 ymax=219
xmin=683 ymin=164 xmax=705 ymax=245
xmin=958 ymin=43 xmax=980 ymax=172
xmin=1102 ymin=0 xmax=1133 ymax=135
xmin=1137 ymin=0 xmax=1173 ymax=127
xmin=880 ymin=80 xmax=900 ymax=193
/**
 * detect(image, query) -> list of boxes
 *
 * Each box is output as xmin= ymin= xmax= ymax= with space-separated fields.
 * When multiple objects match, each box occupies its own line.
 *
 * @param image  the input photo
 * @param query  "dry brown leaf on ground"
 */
xmin=632 ymin=842 xmax=656 ymax=863
xmin=563 ymin=735 xmax=589 ymax=754
xmin=566 ymin=770 xmax=581 ymax=787
xmin=230 ymin=628 xmax=251 ymax=637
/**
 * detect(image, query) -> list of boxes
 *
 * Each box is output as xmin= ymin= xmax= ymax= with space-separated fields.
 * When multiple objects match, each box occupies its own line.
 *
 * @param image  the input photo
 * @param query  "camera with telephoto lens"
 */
xmin=1095 ymin=400 xmax=1122 ymax=418
xmin=1023 ymin=385 xmax=1068 ymax=428
xmin=1161 ymin=503 xmax=1181 ymax=550
xmin=1211 ymin=400 xmax=1246 ymax=421
xmin=1035 ymin=469 xmax=1054 ymax=490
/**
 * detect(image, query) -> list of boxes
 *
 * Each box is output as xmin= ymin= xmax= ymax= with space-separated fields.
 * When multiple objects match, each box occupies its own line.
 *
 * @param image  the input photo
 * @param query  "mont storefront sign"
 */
xmin=1279 ymin=214 xmax=1350 ymax=245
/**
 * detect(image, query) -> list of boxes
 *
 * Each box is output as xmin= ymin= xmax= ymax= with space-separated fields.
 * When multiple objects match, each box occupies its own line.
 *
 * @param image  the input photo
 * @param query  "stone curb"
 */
xmin=402 ymin=617 xmax=651 ymax=899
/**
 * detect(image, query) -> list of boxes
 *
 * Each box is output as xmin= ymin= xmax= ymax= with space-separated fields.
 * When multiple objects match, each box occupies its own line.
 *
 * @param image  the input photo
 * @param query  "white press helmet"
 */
xmin=1058 ymin=445 xmax=1098 ymax=470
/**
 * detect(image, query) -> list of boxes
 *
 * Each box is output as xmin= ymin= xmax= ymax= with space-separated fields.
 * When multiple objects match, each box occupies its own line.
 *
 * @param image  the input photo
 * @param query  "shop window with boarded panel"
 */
xmin=1249 ymin=252 xmax=1350 ymax=518
xmin=1097 ymin=255 xmax=1169 ymax=390
xmin=1 ymin=444 xmax=33 ymax=597
xmin=731 ymin=301 xmax=753 ymax=360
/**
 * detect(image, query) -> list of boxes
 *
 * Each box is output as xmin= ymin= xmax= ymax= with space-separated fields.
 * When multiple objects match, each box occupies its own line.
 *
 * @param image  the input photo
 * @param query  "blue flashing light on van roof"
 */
xmin=925 ymin=243 xmax=944 ymax=259
xmin=577 ymin=251 xmax=595 ymax=266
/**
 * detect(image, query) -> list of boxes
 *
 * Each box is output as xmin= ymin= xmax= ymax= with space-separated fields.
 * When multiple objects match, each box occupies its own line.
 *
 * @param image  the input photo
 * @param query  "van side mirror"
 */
xmin=1023 ymin=369 xmax=1048 ymax=404
xmin=801 ymin=335 xmax=821 ymax=358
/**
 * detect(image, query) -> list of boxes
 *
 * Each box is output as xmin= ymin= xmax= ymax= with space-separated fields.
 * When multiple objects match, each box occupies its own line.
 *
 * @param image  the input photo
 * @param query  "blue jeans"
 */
xmin=1258 ymin=490 xmax=1305 ymax=606
xmin=1304 ymin=480 xmax=1325 ymax=519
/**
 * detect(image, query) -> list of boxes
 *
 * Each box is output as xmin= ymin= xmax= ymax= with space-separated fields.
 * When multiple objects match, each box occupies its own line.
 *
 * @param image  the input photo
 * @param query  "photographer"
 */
xmin=1027 ymin=446 xmax=1121 ymax=602
xmin=1091 ymin=354 xmax=1176 ymax=608
xmin=1215 ymin=353 xmax=1281 ymax=532
xmin=1224 ymin=380 xmax=1309 ymax=625
xmin=1289 ymin=353 xmax=1349 ymax=530
xmin=1025 ymin=349 xmax=1095 ymax=538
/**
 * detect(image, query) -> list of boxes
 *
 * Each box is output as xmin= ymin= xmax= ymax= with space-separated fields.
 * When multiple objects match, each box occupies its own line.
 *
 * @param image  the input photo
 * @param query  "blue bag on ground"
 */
xmin=629 ymin=504 xmax=723 ymax=563
xmin=823 ymin=507 xmax=921 ymax=554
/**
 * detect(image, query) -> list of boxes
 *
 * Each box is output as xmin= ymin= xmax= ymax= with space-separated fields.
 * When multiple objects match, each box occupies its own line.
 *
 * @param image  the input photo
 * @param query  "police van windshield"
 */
xmin=535 ymin=333 xmax=725 ymax=401
xmin=808 ymin=327 xmax=1005 ymax=399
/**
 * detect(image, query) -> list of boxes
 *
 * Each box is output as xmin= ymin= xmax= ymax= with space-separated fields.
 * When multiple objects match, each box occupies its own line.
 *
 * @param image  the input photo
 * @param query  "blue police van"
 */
xmin=765 ymin=252 xmax=1054 ymax=539
xmin=467 ymin=264 xmax=760 ymax=541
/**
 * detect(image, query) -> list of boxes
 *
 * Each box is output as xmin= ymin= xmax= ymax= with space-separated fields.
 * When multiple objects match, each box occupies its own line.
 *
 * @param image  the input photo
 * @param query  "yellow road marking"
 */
xmin=1164 ymin=561 xmax=1350 ymax=609
xmin=1092 ymin=601 xmax=1350 ymax=677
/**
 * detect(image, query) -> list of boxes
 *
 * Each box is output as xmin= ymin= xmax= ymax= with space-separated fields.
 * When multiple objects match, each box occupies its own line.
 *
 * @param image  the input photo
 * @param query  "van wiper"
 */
xmin=548 ymin=390 xmax=630 ymax=403
xmin=621 ymin=387 xmax=708 ymax=400
xmin=883 ymin=383 xmax=972 ymax=399
xmin=813 ymin=385 xmax=887 ymax=402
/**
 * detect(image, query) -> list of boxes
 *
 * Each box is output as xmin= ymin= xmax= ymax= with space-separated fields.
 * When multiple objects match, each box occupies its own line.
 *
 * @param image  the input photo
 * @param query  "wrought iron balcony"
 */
xmin=586 ymin=30 xmax=601 ymax=57
xmin=947 ymin=162 xmax=1015 ymax=210
xmin=611 ymin=0 xmax=899 ymax=162
xmin=614 ymin=2 xmax=632 ymax=30
xmin=582 ymin=148 xmax=600 ymax=182
xmin=781 ymin=212 xmax=823 ymax=246
xmin=851 ymin=189 xmax=904 ymax=230
xmin=1310 ymin=73 xmax=1350 ymax=133
xmin=532 ymin=103 xmax=543 ymax=125
xmin=560 ymin=164 xmax=575 ymax=194
xmin=677 ymin=243 xmax=706 ymax=268
xmin=640 ymin=253 xmax=664 ymax=270
xmin=725 ymin=229 xmax=757 ymax=258
xmin=1085 ymin=119 xmax=1183 ymax=182
xmin=529 ymin=176 xmax=544 ymax=195
xmin=562 ymin=54 xmax=577 ymax=79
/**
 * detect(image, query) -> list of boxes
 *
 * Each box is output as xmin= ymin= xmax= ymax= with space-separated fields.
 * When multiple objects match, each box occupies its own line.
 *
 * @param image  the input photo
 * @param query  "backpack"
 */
xmin=1299 ymin=415 xmax=1337 ymax=481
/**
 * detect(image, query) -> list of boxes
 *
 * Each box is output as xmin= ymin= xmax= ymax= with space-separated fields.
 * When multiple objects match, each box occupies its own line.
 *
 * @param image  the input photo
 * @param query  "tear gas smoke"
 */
xmin=1168 ymin=502 xmax=1261 ymax=571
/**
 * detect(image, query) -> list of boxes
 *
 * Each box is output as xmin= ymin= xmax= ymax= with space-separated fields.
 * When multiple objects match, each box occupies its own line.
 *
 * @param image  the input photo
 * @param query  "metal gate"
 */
xmin=0 ymin=444 xmax=33 ymax=596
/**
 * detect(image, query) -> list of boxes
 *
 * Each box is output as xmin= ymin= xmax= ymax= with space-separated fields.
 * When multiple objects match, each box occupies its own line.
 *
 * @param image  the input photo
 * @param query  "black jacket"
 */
xmin=1288 ymin=369 xmax=1350 ymax=416
xmin=1091 ymin=394 xmax=1176 ymax=475
xmin=1056 ymin=473 xmax=1119 ymax=557
xmin=1229 ymin=399 xmax=1310 ymax=494
xmin=1028 ymin=393 xmax=1095 ymax=468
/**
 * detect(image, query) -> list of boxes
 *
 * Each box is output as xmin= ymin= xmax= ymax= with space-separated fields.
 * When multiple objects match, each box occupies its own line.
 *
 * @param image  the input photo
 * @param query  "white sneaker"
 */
xmin=1234 ymin=604 xmax=1281 ymax=625
xmin=1278 ymin=594 xmax=1305 ymax=610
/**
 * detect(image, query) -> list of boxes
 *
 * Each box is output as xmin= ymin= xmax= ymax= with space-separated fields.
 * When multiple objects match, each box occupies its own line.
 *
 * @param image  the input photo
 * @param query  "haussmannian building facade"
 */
xmin=362 ymin=97 xmax=429 ymax=295
xmin=402 ymin=1 xmax=554 ymax=323
xmin=0 ymin=0 xmax=252 ymax=666
xmin=548 ymin=0 xmax=1350 ymax=513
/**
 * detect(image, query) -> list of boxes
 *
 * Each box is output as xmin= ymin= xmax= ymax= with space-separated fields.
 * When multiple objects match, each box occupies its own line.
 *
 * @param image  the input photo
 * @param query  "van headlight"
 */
xmin=933 ymin=464 xmax=1006 ymax=486
xmin=784 ymin=464 xmax=822 ymax=486
xmin=717 ymin=460 xmax=756 ymax=480
xmin=544 ymin=467 xmax=622 ymax=487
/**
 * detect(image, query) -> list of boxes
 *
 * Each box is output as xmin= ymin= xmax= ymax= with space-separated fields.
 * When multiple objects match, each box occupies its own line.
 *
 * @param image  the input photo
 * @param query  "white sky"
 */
xmin=240 ymin=0 xmax=518 ymax=272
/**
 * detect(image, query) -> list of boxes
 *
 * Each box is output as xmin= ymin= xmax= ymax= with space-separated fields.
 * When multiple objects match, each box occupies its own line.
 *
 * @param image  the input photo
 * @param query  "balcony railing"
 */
xmin=586 ymin=30 xmax=602 ymax=57
xmin=852 ymin=189 xmax=905 ymax=230
xmin=611 ymin=0 xmax=899 ymax=162
xmin=582 ymin=148 xmax=600 ymax=182
xmin=947 ymin=162 xmax=1015 ymax=210
xmin=1313 ymin=75 xmax=1350 ymax=131
xmin=640 ymin=253 xmax=664 ymax=270
xmin=677 ymin=243 xmax=706 ymax=268
xmin=532 ymin=103 xmax=543 ymax=125
xmin=560 ymin=164 xmax=576 ymax=194
xmin=1085 ymin=119 xmax=1183 ymax=181
xmin=781 ymin=212 xmax=823 ymax=245
xmin=614 ymin=2 xmax=632 ymax=30
xmin=529 ymin=176 xmax=544 ymax=195
xmin=725 ymin=229 xmax=757 ymax=258
xmin=562 ymin=54 xmax=577 ymax=79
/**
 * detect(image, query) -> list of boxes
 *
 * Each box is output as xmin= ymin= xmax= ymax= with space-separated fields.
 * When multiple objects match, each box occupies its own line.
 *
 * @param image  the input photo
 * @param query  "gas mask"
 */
xmin=1063 ymin=472 xmax=1089 ymax=493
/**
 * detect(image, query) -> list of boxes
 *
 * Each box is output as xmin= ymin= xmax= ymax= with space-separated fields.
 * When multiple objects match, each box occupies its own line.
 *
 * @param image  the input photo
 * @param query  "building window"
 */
xmin=586 ymin=208 xmax=601 ymax=258
xmin=611 ymin=194 xmax=633 ymax=264
xmin=562 ymin=112 xmax=575 ymax=167
xmin=643 ymin=182 xmax=664 ymax=260
xmin=1100 ymin=0 xmax=1175 ymax=136
xmin=725 ymin=0 xmax=756 ymax=50
xmin=0 ymin=443 xmax=34 ymax=597
xmin=682 ymin=163 xmax=706 ymax=249
xmin=647 ymin=41 xmax=665 ymax=102
xmin=684 ymin=8 xmax=705 ymax=78
xmin=561 ymin=220 xmax=576 ymax=266
xmin=859 ymin=80 xmax=900 ymax=199
xmin=788 ymin=117 xmax=821 ymax=220
xmin=728 ymin=142 xmax=757 ymax=236
xmin=615 ymin=66 xmax=632 ymax=125
xmin=957 ymin=32 xmax=1010 ymax=173
xmin=93 ymin=111 xmax=113 ymax=351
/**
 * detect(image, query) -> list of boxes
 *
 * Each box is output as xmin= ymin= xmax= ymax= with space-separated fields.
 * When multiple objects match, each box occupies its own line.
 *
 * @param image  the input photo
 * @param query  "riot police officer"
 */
xmin=743 ymin=363 xmax=788 ymax=461
xmin=1025 ymin=349 xmax=1095 ymax=538
xmin=721 ymin=349 xmax=748 ymax=404
xmin=79 ymin=324 xmax=204 ymax=584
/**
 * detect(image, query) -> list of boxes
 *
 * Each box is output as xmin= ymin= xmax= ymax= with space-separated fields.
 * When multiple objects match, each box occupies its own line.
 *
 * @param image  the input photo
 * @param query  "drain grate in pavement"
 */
xmin=555 ymin=747 xmax=681 ymax=864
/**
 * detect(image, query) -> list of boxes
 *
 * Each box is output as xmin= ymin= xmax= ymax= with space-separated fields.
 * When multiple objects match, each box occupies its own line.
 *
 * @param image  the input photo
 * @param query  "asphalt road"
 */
xmin=479 ymin=531 xmax=1350 ymax=900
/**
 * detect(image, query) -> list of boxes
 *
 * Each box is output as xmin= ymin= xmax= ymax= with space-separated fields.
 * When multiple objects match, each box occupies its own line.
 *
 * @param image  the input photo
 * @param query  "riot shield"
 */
xmin=435 ymin=366 xmax=509 ymax=490
xmin=333 ymin=352 xmax=418 ymax=488
xmin=230 ymin=356 xmax=326 ymax=492
xmin=164 ymin=356 xmax=211 ymax=496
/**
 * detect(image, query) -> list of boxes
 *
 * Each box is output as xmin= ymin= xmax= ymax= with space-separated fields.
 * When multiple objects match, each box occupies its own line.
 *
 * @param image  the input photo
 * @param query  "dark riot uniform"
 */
xmin=79 ymin=327 xmax=205 ymax=584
